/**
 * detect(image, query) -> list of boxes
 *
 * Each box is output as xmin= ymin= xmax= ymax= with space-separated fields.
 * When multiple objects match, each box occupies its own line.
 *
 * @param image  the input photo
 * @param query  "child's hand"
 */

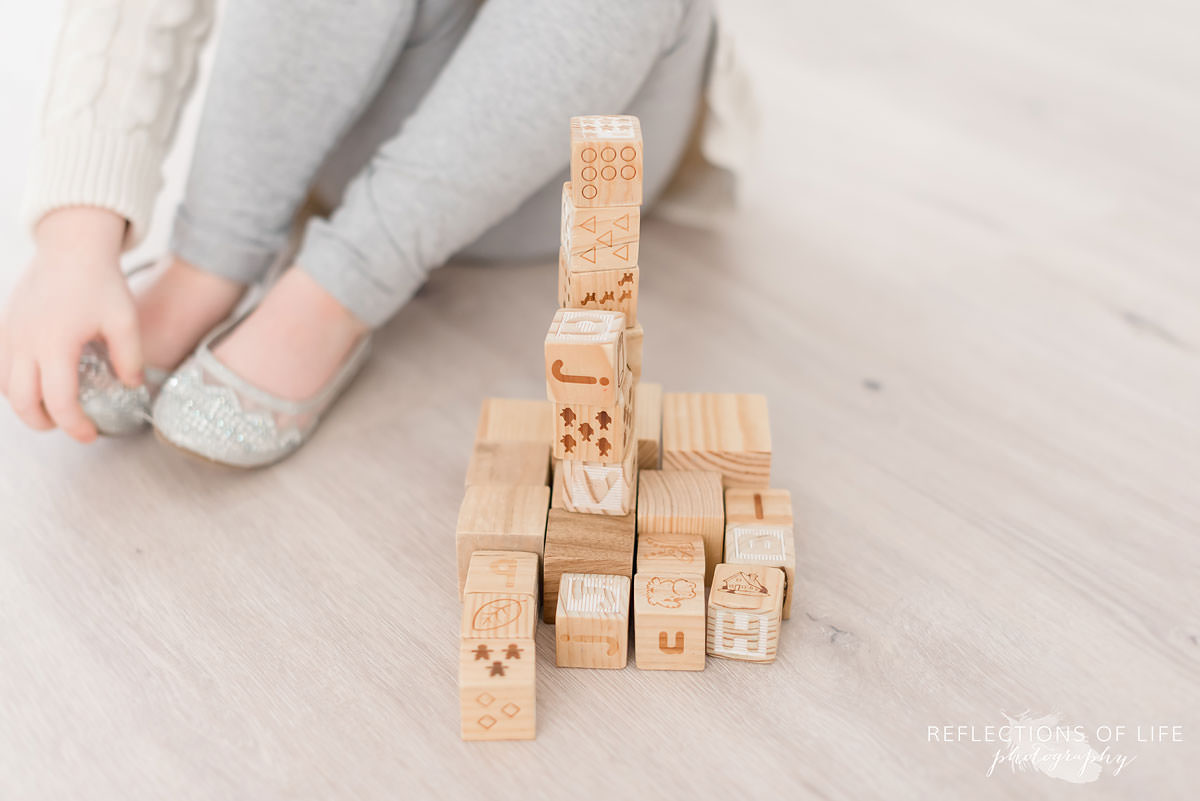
xmin=0 ymin=207 xmax=142 ymax=442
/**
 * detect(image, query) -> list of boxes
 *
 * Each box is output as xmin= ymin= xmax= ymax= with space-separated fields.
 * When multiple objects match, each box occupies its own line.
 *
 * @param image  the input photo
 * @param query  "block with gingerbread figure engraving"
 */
xmin=544 ymin=309 xmax=627 ymax=406
xmin=706 ymin=563 xmax=784 ymax=663
xmin=459 ymin=638 xmax=536 ymax=741
xmin=569 ymin=115 xmax=643 ymax=208
xmin=633 ymin=572 xmax=705 ymax=671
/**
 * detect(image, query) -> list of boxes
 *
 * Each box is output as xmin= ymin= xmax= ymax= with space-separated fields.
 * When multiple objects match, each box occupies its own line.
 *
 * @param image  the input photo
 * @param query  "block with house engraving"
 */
xmin=724 ymin=488 xmax=796 ymax=618
xmin=706 ymin=563 xmax=784 ymax=663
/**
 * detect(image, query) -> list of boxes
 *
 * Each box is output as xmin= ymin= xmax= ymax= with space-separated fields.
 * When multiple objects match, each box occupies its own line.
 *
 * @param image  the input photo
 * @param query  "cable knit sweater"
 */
xmin=23 ymin=0 xmax=214 ymax=248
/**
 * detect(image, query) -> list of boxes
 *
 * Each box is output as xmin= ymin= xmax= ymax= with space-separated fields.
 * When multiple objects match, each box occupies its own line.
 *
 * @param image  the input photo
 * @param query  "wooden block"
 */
xmin=554 ymin=573 xmax=630 ymax=669
xmin=475 ymin=398 xmax=554 ymax=444
xmin=552 ymin=434 xmax=637 ymax=516
xmin=625 ymin=323 xmax=643 ymax=381
xmin=634 ymin=381 xmax=662 ymax=469
xmin=559 ymin=264 xmax=639 ymax=326
xmin=544 ymin=309 xmax=627 ymax=406
xmin=561 ymin=183 xmax=640 ymax=271
xmin=724 ymin=489 xmax=796 ymax=619
xmin=636 ymin=470 xmax=724 ymax=583
xmin=465 ymin=441 xmax=550 ymax=487
xmin=553 ymin=370 xmax=632 ymax=463
xmin=706 ymin=564 xmax=784 ymax=663
xmin=662 ymin=393 xmax=772 ymax=488
xmin=460 ymin=638 xmax=535 ymax=740
xmin=463 ymin=551 xmax=540 ymax=597
xmin=569 ymin=115 xmax=643 ymax=208
xmin=461 ymin=592 xmax=537 ymax=640
xmin=633 ymin=572 xmax=705 ymax=671
xmin=542 ymin=504 xmax=636 ymax=623
xmin=455 ymin=485 xmax=549 ymax=594
xmin=636 ymin=532 xmax=705 ymax=575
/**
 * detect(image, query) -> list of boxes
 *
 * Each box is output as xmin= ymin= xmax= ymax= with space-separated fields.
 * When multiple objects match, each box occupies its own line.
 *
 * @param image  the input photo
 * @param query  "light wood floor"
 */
xmin=1 ymin=1 xmax=1197 ymax=798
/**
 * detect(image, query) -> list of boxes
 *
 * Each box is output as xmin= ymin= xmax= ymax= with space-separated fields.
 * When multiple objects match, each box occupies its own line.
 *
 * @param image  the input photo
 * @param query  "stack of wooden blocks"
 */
xmin=546 ymin=115 xmax=647 ymax=671
xmin=455 ymin=115 xmax=799 ymax=741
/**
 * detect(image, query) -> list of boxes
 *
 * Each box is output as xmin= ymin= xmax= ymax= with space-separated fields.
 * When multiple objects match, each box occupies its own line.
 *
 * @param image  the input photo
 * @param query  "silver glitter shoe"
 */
xmin=151 ymin=319 xmax=371 ymax=468
xmin=78 ymin=341 xmax=170 ymax=436
xmin=77 ymin=260 xmax=167 ymax=436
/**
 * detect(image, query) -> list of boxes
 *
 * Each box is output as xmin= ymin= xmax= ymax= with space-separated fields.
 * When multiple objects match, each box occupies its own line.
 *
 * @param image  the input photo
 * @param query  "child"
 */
xmin=0 ymin=0 xmax=724 ymax=467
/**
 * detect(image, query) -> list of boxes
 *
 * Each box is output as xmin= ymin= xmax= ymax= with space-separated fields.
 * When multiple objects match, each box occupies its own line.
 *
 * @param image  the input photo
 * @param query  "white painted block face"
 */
xmin=727 ymin=525 xmax=791 ymax=562
xmin=709 ymin=609 xmax=770 ymax=659
xmin=559 ymin=573 xmax=629 ymax=617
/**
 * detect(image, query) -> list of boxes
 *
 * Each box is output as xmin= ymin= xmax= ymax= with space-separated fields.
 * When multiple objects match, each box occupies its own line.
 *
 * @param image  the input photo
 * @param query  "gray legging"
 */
xmin=170 ymin=0 xmax=713 ymax=327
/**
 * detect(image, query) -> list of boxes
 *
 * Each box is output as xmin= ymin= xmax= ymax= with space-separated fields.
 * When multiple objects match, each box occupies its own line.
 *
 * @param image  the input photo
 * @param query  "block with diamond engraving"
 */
xmin=459 ymin=638 xmax=536 ymax=740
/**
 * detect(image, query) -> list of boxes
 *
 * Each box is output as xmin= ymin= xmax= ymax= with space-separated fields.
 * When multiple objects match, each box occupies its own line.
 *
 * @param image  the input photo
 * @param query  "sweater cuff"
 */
xmin=21 ymin=129 xmax=164 ymax=250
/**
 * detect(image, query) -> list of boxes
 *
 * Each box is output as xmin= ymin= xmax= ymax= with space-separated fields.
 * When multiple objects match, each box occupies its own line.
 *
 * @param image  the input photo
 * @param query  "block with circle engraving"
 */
xmin=459 ymin=638 xmax=536 ymax=741
xmin=555 ymin=573 xmax=631 ymax=669
xmin=706 ymin=563 xmax=784 ymax=663
xmin=553 ymin=372 xmax=632 ymax=464
xmin=724 ymin=488 xmax=796 ymax=618
xmin=561 ymin=183 xmax=640 ymax=271
xmin=544 ymin=309 xmax=627 ymax=406
xmin=569 ymin=115 xmax=643 ymax=207
xmin=633 ymin=572 xmax=705 ymax=671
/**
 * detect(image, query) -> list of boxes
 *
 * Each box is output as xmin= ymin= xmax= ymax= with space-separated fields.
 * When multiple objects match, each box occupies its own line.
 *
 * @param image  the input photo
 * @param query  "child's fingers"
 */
xmin=41 ymin=351 xmax=97 ymax=443
xmin=103 ymin=312 xmax=144 ymax=388
xmin=7 ymin=357 xmax=55 ymax=431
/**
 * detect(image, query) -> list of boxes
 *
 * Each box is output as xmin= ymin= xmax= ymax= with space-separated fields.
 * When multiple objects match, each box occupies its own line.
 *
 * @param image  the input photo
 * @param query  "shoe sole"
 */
xmin=152 ymin=427 xmax=291 ymax=470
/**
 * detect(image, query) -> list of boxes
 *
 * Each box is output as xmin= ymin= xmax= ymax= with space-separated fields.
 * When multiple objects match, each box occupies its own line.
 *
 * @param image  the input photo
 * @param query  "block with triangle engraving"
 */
xmin=559 ymin=263 xmax=639 ymax=326
xmin=561 ymin=183 xmax=640 ymax=272
xmin=569 ymin=116 xmax=643 ymax=208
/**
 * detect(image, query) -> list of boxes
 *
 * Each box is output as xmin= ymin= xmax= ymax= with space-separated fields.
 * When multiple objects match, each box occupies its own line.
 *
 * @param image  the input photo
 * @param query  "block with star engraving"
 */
xmin=459 ymin=638 xmax=536 ymax=740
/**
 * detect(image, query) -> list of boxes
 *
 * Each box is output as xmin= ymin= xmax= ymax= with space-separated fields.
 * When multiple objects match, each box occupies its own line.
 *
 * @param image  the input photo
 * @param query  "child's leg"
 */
xmin=172 ymin=0 xmax=476 ymax=284
xmin=297 ymin=0 xmax=714 ymax=327
xmin=461 ymin=0 xmax=714 ymax=261
xmin=137 ymin=0 xmax=477 ymax=370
